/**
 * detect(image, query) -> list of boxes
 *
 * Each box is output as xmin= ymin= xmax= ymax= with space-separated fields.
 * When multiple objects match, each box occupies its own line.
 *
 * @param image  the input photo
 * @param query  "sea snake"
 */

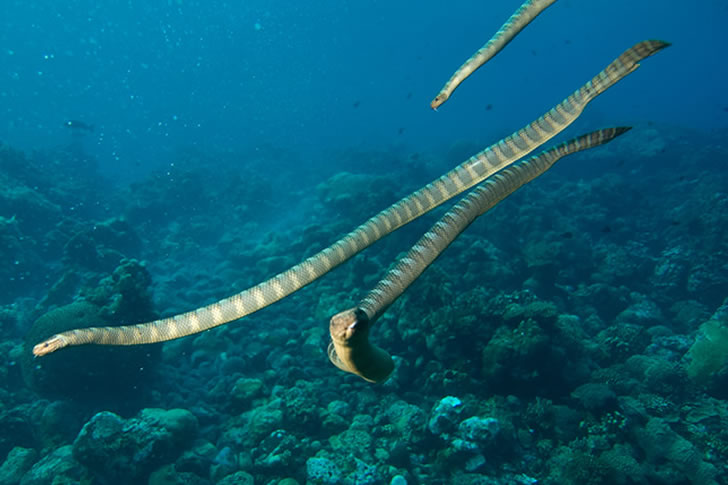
xmin=430 ymin=0 xmax=558 ymax=110
xmin=328 ymin=126 xmax=631 ymax=382
xmin=32 ymin=40 xmax=667 ymax=358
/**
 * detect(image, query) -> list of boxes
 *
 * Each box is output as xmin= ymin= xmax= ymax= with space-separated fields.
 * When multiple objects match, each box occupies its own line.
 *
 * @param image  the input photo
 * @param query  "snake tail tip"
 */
xmin=649 ymin=39 xmax=671 ymax=53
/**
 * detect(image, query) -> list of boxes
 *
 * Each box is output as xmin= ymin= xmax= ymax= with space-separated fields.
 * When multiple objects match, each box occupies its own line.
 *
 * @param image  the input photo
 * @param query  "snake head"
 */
xmin=330 ymin=308 xmax=366 ymax=342
xmin=430 ymin=94 xmax=448 ymax=111
xmin=328 ymin=308 xmax=394 ymax=383
xmin=32 ymin=334 xmax=68 ymax=357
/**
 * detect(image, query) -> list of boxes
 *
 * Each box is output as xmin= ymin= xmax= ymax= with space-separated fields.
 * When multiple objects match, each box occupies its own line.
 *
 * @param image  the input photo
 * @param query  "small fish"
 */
xmin=64 ymin=120 xmax=94 ymax=132
xmin=560 ymin=231 xmax=573 ymax=239
xmin=352 ymin=101 xmax=360 ymax=108
xmin=485 ymin=104 xmax=493 ymax=111
xmin=601 ymin=225 xmax=612 ymax=233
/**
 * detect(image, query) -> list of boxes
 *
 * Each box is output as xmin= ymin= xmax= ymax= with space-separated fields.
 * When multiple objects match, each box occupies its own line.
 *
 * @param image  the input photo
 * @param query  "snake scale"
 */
xmin=33 ymin=37 xmax=667 ymax=360
xmin=328 ymin=127 xmax=631 ymax=382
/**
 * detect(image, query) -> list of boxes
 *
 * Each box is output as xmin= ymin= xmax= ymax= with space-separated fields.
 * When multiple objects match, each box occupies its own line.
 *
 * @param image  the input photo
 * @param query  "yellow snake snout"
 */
xmin=430 ymin=94 xmax=448 ymax=110
xmin=328 ymin=308 xmax=395 ymax=383
xmin=33 ymin=335 xmax=68 ymax=357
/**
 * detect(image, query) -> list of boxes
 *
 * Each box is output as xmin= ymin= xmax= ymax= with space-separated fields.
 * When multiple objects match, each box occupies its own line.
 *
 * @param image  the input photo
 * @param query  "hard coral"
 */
xmin=21 ymin=299 xmax=159 ymax=402
xmin=685 ymin=319 xmax=728 ymax=395
xmin=73 ymin=408 xmax=198 ymax=484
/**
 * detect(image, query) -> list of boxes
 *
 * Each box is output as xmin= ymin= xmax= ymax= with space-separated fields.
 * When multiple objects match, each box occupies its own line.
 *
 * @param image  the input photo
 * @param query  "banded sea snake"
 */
xmin=33 ymin=3 xmax=669 ymax=383
xmin=328 ymin=126 xmax=632 ymax=382
xmin=431 ymin=0 xmax=558 ymax=110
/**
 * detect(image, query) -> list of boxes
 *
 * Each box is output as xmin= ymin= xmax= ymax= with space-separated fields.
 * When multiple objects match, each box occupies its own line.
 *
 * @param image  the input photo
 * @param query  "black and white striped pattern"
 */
xmin=327 ymin=127 xmax=631 ymax=383
xmin=358 ymin=127 xmax=631 ymax=321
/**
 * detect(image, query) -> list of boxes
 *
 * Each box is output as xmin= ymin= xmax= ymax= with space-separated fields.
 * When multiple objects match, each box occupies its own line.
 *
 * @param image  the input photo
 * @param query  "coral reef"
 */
xmin=72 ymin=408 xmax=198 ymax=483
xmin=20 ymin=259 xmax=160 ymax=402
xmin=3 ymin=124 xmax=728 ymax=484
xmin=684 ymin=301 xmax=728 ymax=397
xmin=0 ymin=447 xmax=37 ymax=485
xmin=19 ymin=445 xmax=85 ymax=485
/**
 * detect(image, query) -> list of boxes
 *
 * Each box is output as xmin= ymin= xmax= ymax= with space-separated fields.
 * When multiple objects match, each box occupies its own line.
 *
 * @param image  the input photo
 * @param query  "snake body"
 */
xmin=33 ymin=40 xmax=667 ymax=357
xmin=430 ymin=0 xmax=558 ymax=110
xmin=328 ymin=127 xmax=631 ymax=382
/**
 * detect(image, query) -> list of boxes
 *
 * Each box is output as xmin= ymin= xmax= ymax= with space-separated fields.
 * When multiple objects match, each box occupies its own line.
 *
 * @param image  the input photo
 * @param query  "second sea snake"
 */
xmin=328 ymin=127 xmax=631 ymax=383
xmin=430 ymin=0 xmax=558 ymax=110
xmin=32 ymin=40 xmax=668 ymax=358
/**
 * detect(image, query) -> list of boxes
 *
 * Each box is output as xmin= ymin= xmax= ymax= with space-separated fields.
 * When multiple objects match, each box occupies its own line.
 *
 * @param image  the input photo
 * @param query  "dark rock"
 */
xmin=571 ymin=383 xmax=617 ymax=413
xmin=148 ymin=463 xmax=210 ymax=485
xmin=72 ymin=408 xmax=198 ymax=483
xmin=0 ymin=447 xmax=37 ymax=485
xmin=19 ymin=445 xmax=84 ymax=485
xmin=216 ymin=471 xmax=254 ymax=485
xmin=175 ymin=440 xmax=216 ymax=476
xmin=0 ymin=409 xmax=35 ymax=461
xmin=21 ymin=300 xmax=159 ymax=403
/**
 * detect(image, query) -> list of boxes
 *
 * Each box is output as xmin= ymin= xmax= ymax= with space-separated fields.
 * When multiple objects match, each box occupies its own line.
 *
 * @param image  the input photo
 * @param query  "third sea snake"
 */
xmin=33 ymin=40 xmax=668 ymax=358
xmin=430 ymin=0 xmax=558 ymax=110
xmin=328 ymin=127 xmax=631 ymax=382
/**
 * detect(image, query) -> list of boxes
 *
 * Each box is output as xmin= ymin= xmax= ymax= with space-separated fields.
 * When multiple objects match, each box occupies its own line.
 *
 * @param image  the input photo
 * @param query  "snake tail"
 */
xmin=328 ymin=126 xmax=632 ymax=383
xmin=431 ymin=0 xmax=558 ymax=110
xmin=33 ymin=40 xmax=666 ymax=358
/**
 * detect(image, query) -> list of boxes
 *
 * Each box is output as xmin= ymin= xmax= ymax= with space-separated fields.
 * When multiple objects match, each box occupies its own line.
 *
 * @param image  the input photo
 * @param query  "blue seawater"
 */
xmin=1 ymin=1 xmax=727 ymax=484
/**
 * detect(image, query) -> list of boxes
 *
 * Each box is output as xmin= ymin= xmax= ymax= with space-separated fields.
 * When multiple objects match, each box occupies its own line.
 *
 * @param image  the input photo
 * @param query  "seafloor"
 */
xmin=1 ymin=123 xmax=727 ymax=485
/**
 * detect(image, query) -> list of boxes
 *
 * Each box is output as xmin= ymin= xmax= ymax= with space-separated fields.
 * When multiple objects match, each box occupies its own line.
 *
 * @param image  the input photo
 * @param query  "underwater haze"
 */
xmin=2 ymin=0 xmax=727 ymax=180
xmin=1 ymin=1 xmax=728 ymax=484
